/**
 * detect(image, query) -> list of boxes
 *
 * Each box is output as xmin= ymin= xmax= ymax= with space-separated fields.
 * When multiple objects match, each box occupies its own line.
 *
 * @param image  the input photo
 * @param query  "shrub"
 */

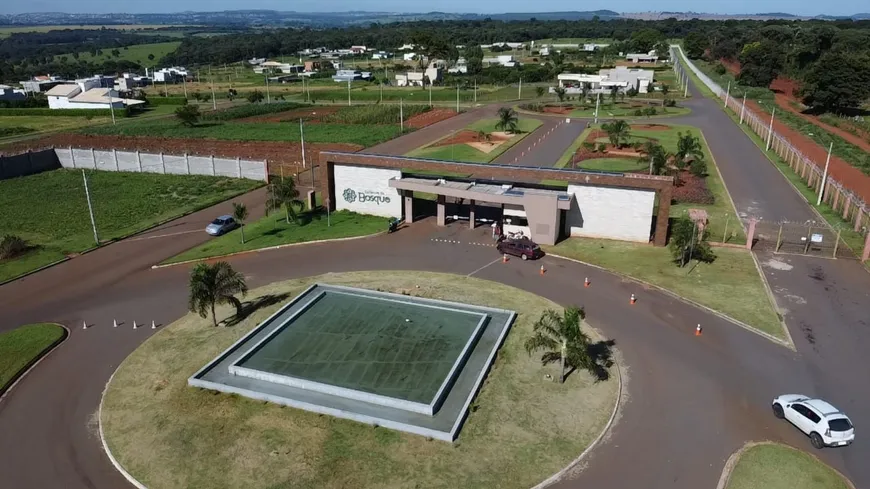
xmin=201 ymin=102 xmax=307 ymax=122
xmin=689 ymin=159 xmax=708 ymax=177
xmin=596 ymin=142 xmax=607 ymax=152
xmin=581 ymin=141 xmax=596 ymax=151
xmin=634 ymin=108 xmax=643 ymax=116
xmin=519 ymin=103 xmax=544 ymax=112
xmin=147 ymin=96 xmax=188 ymax=106
xmin=664 ymin=99 xmax=677 ymax=107
xmin=668 ymin=217 xmax=715 ymax=267
xmin=0 ymin=127 xmax=35 ymax=137
xmin=0 ymin=235 xmax=29 ymax=260
xmin=714 ymin=63 xmax=727 ymax=75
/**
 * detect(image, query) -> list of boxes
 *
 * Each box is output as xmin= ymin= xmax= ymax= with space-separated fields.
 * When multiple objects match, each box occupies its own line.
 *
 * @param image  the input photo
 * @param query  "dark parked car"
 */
xmin=497 ymin=237 xmax=544 ymax=261
xmin=205 ymin=215 xmax=239 ymax=236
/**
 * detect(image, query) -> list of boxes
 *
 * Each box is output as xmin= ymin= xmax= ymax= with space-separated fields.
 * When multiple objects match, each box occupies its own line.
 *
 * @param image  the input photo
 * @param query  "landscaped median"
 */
xmin=161 ymin=208 xmax=387 ymax=265
xmin=0 ymin=323 xmax=67 ymax=397
xmin=518 ymin=101 xmax=690 ymax=119
xmin=406 ymin=117 xmax=542 ymax=163
xmin=723 ymin=442 xmax=853 ymax=489
xmin=544 ymin=238 xmax=787 ymax=343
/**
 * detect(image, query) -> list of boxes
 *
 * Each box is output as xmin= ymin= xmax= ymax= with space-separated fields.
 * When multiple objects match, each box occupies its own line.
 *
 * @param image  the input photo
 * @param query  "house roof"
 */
xmin=69 ymin=88 xmax=146 ymax=105
xmin=45 ymin=84 xmax=80 ymax=97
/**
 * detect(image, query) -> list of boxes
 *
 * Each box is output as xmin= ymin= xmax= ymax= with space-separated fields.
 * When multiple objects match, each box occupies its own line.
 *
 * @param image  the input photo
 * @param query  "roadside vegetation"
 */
xmin=102 ymin=271 xmax=618 ymax=489
xmin=0 ymin=323 xmax=66 ymax=393
xmin=0 ymin=169 xmax=261 ymax=282
xmin=725 ymin=443 xmax=851 ymax=489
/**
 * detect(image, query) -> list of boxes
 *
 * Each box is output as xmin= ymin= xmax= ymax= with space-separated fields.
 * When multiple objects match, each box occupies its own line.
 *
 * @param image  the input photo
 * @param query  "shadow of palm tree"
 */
xmin=222 ymin=293 xmax=290 ymax=327
xmin=564 ymin=339 xmax=616 ymax=382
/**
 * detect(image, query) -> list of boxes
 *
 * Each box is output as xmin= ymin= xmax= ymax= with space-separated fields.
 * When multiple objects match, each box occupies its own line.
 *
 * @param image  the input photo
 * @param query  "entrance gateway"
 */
xmin=317 ymin=152 xmax=674 ymax=246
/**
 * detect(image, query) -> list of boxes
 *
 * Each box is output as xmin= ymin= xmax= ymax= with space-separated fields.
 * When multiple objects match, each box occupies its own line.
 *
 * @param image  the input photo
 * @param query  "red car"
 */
xmin=497 ymin=237 xmax=544 ymax=260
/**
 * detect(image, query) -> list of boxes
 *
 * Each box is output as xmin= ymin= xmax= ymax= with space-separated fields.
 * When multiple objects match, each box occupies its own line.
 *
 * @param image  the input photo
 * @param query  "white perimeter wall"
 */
xmin=566 ymin=184 xmax=655 ymax=242
xmin=334 ymin=165 xmax=402 ymax=218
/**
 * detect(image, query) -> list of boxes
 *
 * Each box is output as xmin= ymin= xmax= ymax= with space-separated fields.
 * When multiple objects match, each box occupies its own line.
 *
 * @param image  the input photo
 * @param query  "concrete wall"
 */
xmin=0 ymin=149 xmax=61 ymax=180
xmin=54 ymin=147 xmax=267 ymax=181
xmin=566 ymin=184 xmax=655 ymax=242
xmin=334 ymin=165 xmax=402 ymax=218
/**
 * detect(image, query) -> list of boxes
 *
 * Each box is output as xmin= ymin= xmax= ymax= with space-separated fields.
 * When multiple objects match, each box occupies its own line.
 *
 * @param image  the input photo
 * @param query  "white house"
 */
xmin=583 ymin=43 xmax=610 ymax=51
xmin=350 ymin=45 xmax=367 ymax=54
xmin=395 ymin=66 xmax=442 ymax=87
xmin=372 ymin=51 xmax=393 ymax=60
xmin=483 ymin=55 xmax=517 ymax=67
xmin=398 ymin=43 xmax=416 ymax=51
xmin=553 ymin=67 xmax=654 ymax=95
xmin=150 ymin=67 xmax=188 ymax=83
xmin=403 ymin=52 xmax=419 ymax=62
xmin=626 ymin=52 xmax=659 ymax=63
xmin=0 ymin=84 xmax=26 ymax=101
xmin=46 ymin=79 xmax=145 ymax=110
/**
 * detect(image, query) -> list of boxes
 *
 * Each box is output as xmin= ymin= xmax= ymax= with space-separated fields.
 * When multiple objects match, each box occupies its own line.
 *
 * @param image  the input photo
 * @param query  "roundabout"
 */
xmin=100 ymin=272 xmax=619 ymax=489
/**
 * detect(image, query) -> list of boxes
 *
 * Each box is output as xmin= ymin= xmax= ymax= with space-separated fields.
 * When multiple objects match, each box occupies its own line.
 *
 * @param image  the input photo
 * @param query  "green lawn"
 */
xmin=102 ymin=271 xmax=618 ymax=489
xmin=164 ymin=209 xmax=386 ymax=264
xmin=0 ymin=115 xmax=112 ymax=133
xmin=0 ymin=170 xmax=261 ymax=282
xmin=726 ymin=443 xmax=851 ymax=489
xmin=545 ymin=239 xmax=785 ymax=341
xmin=81 ymin=120 xmax=401 ymax=147
xmin=407 ymin=118 xmax=542 ymax=163
xmin=0 ymin=323 xmax=66 ymax=392
xmin=54 ymin=41 xmax=181 ymax=66
xmin=578 ymin=158 xmax=647 ymax=172
xmin=291 ymin=86 xmax=486 ymax=103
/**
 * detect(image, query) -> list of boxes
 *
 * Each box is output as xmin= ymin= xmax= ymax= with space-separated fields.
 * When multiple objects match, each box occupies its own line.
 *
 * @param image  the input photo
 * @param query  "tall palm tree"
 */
xmin=188 ymin=261 xmax=248 ymax=327
xmin=638 ymin=141 xmax=669 ymax=175
xmin=265 ymin=177 xmax=304 ymax=224
xmin=524 ymin=307 xmax=598 ymax=383
xmin=495 ymin=107 xmax=519 ymax=134
xmin=232 ymin=202 xmax=248 ymax=244
xmin=553 ymin=86 xmax=566 ymax=103
xmin=601 ymin=119 xmax=631 ymax=148
xmin=675 ymin=132 xmax=705 ymax=170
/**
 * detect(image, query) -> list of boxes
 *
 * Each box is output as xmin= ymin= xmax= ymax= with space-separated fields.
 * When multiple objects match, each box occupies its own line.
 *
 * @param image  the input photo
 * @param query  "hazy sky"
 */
xmin=1 ymin=1 xmax=863 ymax=16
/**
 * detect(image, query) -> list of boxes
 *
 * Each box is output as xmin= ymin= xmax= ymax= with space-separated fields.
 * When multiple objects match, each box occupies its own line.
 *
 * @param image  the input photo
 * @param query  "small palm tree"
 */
xmin=638 ymin=141 xmax=669 ymax=175
xmin=601 ymin=119 xmax=631 ymax=148
xmin=524 ymin=307 xmax=601 ymax=383
xmin=553 ymin=86 xmax=566 ymax=103
xmin=265 ymin=177 xmax=304 ymax=224
xmin=495 ymin=107 xmax=519 ymax=134
xmin=609 ymin=85 xmax=619 ymax=104
xmin=232 ymin=202 xmax=248 ymax=244
xmin=675 ymin=131 xmax=704 ymax=170
xmin=188 ymin=261 xmax=248 ymax=327
xmin=535 ymin=86 xmax=546 ymax=98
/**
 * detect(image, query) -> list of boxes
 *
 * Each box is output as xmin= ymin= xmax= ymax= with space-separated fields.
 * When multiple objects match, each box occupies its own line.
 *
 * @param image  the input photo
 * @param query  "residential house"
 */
xmin=554 ymin=67 xmax=654 ymax=95
xmin=332 ymin=70 xmax=371 ymax=82
xmin=0 ymin=84 xmax=27 ymax=101
xmin=350 ymin=46 xmax=367 ymax=54
xmin=46 ymin=78 xmax=146 ymax=110
xmin=398 ymin=43 xmax=416 ymax=51
xmin=115 ymin=73 xmax=151 ymax=91
xmin=403 ymin=52 xmax=419 ymax=62
xmin=483 ymin=55 xmax=518 ymax=67
xmin=626 ymin=52 xmax=659 ymax=63
xmin=150 ymin=67 xmax=188 ymax=83
xmin=21 ymin=75 xmax=66 ymax=93
xmin=583 ymin=43 xmax=610 ymax=51
xmin=304 ymin=60 xmax=322 ymax=72
xmin=395 ymin=65 xmax=442 ymax=87
xmin=248 ymin=57 xmax=266 ymax=65
xmin=371 ymin=51 xmax=393 ymax=60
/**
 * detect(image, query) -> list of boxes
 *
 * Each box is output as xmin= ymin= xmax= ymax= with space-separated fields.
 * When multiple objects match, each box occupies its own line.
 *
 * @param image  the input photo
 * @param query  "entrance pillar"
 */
xmin=436 ymin=195 xmax=446 ymax=226
xmin=746 ymin=218 xmax=757 ymax=250
xmin=404 ymin=192 xmax=414 ymax=224
xmin=469 ymin=199 xmax=476 ymax=229
xmin=863 ymin=231 xmax=870 ymax=262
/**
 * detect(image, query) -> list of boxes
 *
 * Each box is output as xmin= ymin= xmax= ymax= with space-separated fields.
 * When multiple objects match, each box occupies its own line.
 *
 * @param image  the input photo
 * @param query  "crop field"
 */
xmin=0 ymin=169 xmax=261 ymax=282
xmin=0 ymin=25 xmax=191 ymax=38
xmin=81 ymin=118 xmax=404 ymax=147
xmin=53 ymin=41 xmax=181 ymax=66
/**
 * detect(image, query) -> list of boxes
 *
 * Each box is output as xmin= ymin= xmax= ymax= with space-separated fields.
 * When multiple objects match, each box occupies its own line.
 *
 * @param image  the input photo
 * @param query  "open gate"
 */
xmin=752 ymin=221 xmax=855 ymax=259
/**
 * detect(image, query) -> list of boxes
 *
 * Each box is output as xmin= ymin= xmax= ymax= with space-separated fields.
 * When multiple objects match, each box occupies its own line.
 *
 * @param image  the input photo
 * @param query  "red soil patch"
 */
xmin=431 ymin=130 xmax=511 ymax=147
xmin=405 ymin=109 xmax=458 ymax=129
xmin=720 ymin=58 xmax=741 ymax=76
xmin=236 ymin=106 xmax=341 ymax=123
xmin=2 ymin=134 xmax=362 ymax=177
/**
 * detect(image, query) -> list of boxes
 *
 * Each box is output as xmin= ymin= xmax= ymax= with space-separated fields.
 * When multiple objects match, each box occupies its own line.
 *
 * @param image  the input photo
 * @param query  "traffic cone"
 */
xmin=151 ymin=321 xmax=157 ymax=330
xmin=695 ymin=324 xmax=702 ymax=336
xmin=113 ymin=319 xmax=118 ymax=328
xmin=540 ymin=265 xmax=545 ymax=275
xmin=502 ymin=253 xmax=508 ymax=263
xmin=82 ymin=321 xmax=89 ymax=330
xmin=584 ymin=277 xmax=590 ymax=288
xmin=630 ymin=294 xmax=637 ymax=305
xmin=133 ymin=320 xmax=138 ymax=330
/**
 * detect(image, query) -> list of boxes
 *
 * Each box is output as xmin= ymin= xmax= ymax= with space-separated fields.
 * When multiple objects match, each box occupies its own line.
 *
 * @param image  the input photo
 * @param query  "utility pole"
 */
xmin=765 ymin=107 xmax=776 ymax=151
xmin=82 ymin=170 xmax=99 ymax=245
xmin=740 ymin=94 xmax=747 ymax=124
xmin=400 ymin=98 xmax=404 ymax=132
xmin=816 ymin=142 xmax=833 ymax=206
xmin=210 ymin=78 xmax=216 ymax=110
xmin=594 ymin=93 xmax=600 ymax=124
xmin=456 ymin=85 xmax=460 ymax=112
xmin=182 ymin=74 xmax=187 ymax=98
xmin=429 ymin=79 xmax=432 ymax=107
xmin=108 ymin=91 xmax=116 ymax=125
xmin=724 ymin=80 xmax=731 ymax=108
xmin=474 ymin=78 xmax=477 ymax=103
xmin=300 ymin=118 xmax=307 ymax=186
xmin=347 ymin=79 xmax=351 ymax=106
xmin=265 ymin=75 xmax=270 ymax=103
xmin=518 ymin=77 xmax=522 ymax=100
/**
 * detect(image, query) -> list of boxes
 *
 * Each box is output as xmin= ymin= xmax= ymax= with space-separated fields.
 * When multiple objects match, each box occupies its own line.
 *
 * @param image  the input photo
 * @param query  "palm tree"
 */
xmin=675 ymin=132 xmax=704 ymax=170
xmin=638 ymin=141 xmax=669 ymax=175
xmin=601 ymin=120 xmax=631 ymax=148
xmin=495 ymin=107 xmax=519 ymax=134
xmin=188 ymin=261 xmax=248 ymax=327
xmin=609 ymin=85 xmax=619 ymax=104
xmin=553 ymin=86 xmax=566 ymax=103
xmin=232 ymin=202 xmax=248 ymax=244
xmin=535 ymin=86 xmax=546 ymax=98
xmin=524 ymin=307 xmax=600 ymax=383
xmin=266 ymin=177 xmax=304 ymax=224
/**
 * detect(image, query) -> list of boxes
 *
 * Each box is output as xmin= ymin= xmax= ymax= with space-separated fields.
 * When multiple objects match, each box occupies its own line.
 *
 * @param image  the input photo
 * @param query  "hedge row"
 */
xmin=0 ymin=108 xmax=131 ymax=117
xmin=146 ymin=96 xmax=188 ymax=106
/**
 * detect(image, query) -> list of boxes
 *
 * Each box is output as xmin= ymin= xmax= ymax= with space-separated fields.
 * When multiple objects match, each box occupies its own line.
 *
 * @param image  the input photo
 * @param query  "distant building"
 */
xmin=481 ymin=42 xmax=525 ymax=49
xmin=248 ymin=57 xmax=266 ymax=65
xmin=483 ymin=55 xmax=518 ymax=67
xmin=403 ymin=52 xmax=418 ymax=62
xmin=554 ymin=67 xmax=654 ymax=94
xmin=332 ymin=70 xmax=371 ymax=82
xmin=398 ymin=43 xmax=416 ymax=51
xmin=395 ymin=66 xmax=442 ymax=87
xmin=371 ymin=51 xmax=393 ymax=60
xmin=583 ymin=43 xmax=610 ymax=51
xmin=149 ymin=67 xmax=188 ymax=83
xmin=0 ymin=84 xmax=27 ymax=101
xmin=46 ymin=78 xmax=146 ymax=110
xmin=626 ymin=52 xmax=659 ymax=63
xmin=21 ymin=76 xmax=66 ymax=93
xmin=350 ymin=45 xmax=367 ymax=54
xmin=304 ymin=60 xmax=322 ymax=72
xmin=115 ymin=73 xmax=151 ymax=91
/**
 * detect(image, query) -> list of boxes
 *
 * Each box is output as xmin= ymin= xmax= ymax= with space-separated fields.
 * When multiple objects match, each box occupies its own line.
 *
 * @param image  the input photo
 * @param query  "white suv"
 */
xmin=772 ymin=394 xmax=855 ymax=449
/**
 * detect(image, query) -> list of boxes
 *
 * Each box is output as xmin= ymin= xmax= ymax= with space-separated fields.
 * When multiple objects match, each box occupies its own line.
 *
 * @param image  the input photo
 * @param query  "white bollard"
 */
xmin=113 ymin=319 xmax=118 ymax=328
xmin=133 ymin=320 xmax=138 ymax=330
xmin=83 ymin=320 xmax=88 ymax=330
xmin=151 ymin=321 xmax=157 ymax=330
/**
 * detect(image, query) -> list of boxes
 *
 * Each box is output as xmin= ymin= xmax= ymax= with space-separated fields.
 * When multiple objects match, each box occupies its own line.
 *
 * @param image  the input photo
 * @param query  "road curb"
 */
xmin=0 ymin=323 xmax=69 ymax=403
xmin=530 ymin=354 xmax=624 ymax=489
xmin=99 ymin=362 xmax=148 ymax=489
xmin=546 ymin=252 xmax=794 ymax=349
xmin=716 ymin=441 xmax=858 ymax=489
xmin=151 ymin=231 xmax=386 ymax=269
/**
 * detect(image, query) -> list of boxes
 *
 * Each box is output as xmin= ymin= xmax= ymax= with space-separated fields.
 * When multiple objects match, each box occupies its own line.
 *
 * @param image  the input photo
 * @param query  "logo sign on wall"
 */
xmin=342 ymin=188 xmax=391 ymax=205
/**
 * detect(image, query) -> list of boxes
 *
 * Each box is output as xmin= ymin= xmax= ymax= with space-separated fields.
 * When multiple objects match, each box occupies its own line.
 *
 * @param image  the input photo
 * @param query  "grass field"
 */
xmin=165 ymin=209 xmax=386 ymax=264
xmin=0 ymin=170 xmax=261 ymax=282
xmin=545 ymin=239 xmax=785 ymax=341
xmin=81 ymin=119 xmax=403 ymax=147
xmin=578 ymin=157 xmax=647 ymax=172
xmin=102 ymin=271 xmax=618 ymax=489
xmin=239 ymin=290 xmax=479 ymax=403
xmin=0 ymin=25 xmax=190 ymax=38
xmin=54 ymin=41 xmax=181 ymax=66
xmin=408 ymin=118 xmax=542 ymax=163
xmin=726 ymin=443 xmax=851 ymax=489
xmin=0 ymin=323 xmax=66 ymax=392
xmin=0 ymin=114 xmax=112 ymax=133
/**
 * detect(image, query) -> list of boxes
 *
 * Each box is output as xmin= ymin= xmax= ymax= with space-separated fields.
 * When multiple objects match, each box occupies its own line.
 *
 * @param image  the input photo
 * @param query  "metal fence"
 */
xmin=753 ymin=220 xmax=853 ymax=259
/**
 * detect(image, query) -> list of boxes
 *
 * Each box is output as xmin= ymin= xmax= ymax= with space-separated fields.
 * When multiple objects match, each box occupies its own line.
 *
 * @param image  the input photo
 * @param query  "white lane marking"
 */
xmin=467 ymin=257 xmax=503 ymax=277
xmin=125 ymin=229 xmax=202 ymax=242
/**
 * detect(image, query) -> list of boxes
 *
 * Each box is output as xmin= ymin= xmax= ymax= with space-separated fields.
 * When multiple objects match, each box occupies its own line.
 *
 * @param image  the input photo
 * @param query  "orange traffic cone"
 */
xmin=502 ymin=253 xmax=508 ymax=263
xmin=540 ymin=265 xmax=545 ymax=275
xmin=584 ymin=277 xmax=590 ymax=287
xmin=630 ymin=294 xmax=637 ymax=305
xmin=695 ymin=324 xmax=702 ymax=336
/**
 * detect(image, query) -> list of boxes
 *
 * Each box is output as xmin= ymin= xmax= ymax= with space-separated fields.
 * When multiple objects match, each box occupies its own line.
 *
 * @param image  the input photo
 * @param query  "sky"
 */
xmin=1 ymin=1 xmax=864 ymax=17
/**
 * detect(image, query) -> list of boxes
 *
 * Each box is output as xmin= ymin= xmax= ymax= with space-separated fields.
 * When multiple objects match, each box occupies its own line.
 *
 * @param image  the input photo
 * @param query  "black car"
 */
xmin=496 ymin=237 xmax=544 ymax=261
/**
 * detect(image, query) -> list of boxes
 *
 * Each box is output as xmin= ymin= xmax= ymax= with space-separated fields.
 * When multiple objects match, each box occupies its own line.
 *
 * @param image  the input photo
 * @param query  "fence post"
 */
xmin=136 ymin=150 xmax=142 ymax=172
xmin=863 ymin=231 xmax=870 ymax=262
xmin=160 ymin=152 xmax=165 ymax=173
xmin=843 ymin=197 xmax=851 ymax=220
xmin=237 ymin=157 xmax=241 ymax=178
xmin=855 ymin=209 xmax=864 ymax=233
xmin=804 ymin=225 xmax=812 ymax=254
xmin=70 ymin=146 xmax=76 ymax=168
xmin=185 ymin=153 xmax=190 ymax=174
xmin=211 ymin=155 xmax=215 ymax=176
xmin=833 ymin=228 xmax=841 ymax=258
xmin=91 ymin=148 xmax=96 ymax=168
xmin=113 ymin=149 xmax=119 ymax=171
xmin=776 ymin=223 xmax=783 ymax=252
